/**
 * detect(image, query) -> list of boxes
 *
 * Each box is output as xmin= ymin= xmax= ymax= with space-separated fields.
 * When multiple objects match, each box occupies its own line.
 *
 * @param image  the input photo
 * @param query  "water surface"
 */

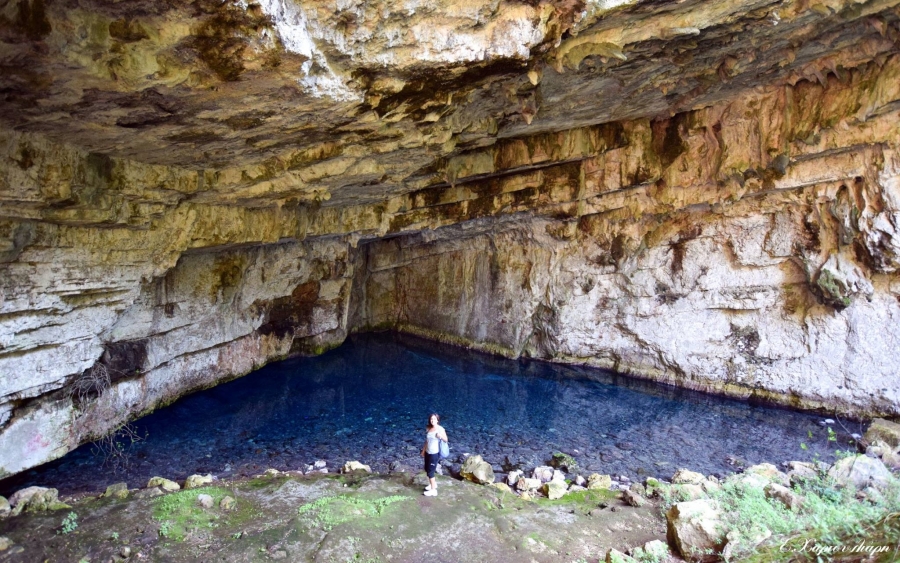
xmin=0 ymin=332 xmax=859 ymax=495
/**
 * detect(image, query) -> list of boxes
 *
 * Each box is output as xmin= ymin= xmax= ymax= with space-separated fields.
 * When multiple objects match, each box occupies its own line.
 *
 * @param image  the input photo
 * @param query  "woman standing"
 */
xmin=420 ymin=413 xmax=448 ymax=496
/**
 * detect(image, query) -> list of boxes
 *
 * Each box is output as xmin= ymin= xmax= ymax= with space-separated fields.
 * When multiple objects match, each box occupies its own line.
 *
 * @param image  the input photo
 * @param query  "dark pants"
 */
xmin=424 ymin=452 xmax=440 ymax=478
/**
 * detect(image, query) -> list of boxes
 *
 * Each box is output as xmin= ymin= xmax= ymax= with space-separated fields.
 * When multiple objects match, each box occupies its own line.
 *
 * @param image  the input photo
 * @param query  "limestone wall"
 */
xmin=353 ymin=66 xmax=900 ymax=418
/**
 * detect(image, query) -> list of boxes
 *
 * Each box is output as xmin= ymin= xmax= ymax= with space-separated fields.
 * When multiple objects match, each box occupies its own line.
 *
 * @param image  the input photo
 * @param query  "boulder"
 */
xmin=9 ymin=486 xmax=67 ymax=515
xmin=220 ymin=496 xmax=236 ymax=510
xmin=101 ymin=483 xmax=129 ymax=499
xmin=184 ymin=474 xmax=214 ymax=489
xmin=516 ymin=477 xmax=542 ymax=492
xmin=828 ymin=455 xmax=893 ymax=491
xmin=341 ymin=461 xmax=372 ymax=473
xmin=587 ymin=474 xmax=612 ymax=490
xmin=630 ymin=540 xmax=669 ymax=562
xmin=882 ymin=449 xmax=900 ymax=470
xmin=197 ymin=494 xmax=214 ymax=509
xmin=492 ymin=482 xmax=513 ymax=493
xmin=544 ymin=479 xmax=568 ymax=500
xmin=787 ymin=461 xmax=819 ymax=486
xmin=313 ymin=460 xmax=327 ymax=469
xmin=532 ymin=466 xmax=554 ymax=483
xmin=550 ymin=452 xmax=578 ymax=472
xmin=622 ymin=489 xmax=645 ymax=507
xmin=552 ymin=469 xmax=566 ymax=482
xmin=671 ymin=468 xmax=705 ymax=485
xmin=0 ymin=537 xmax=10 ymax=551
xmin=507 ymin=470 xmax=522 ymax=487
xmin=744 ymin=463 xmax=788 ymax=485
xmin=700 ymin=479 xmax=721 ymax=494
xmin=574 ymin=475 xmax=586 ymax=487
xmin=863 ymin=418 xmax=900 ymax=449
xmin=722 ymin=527 xmax=772 ymax=561
xmin=672 ymin=483 xmax=706 ymax=500
xmin=135 ymin=488 xmax=165 ymax=499
xmin=764 ymin=483 xmax=803 ymax=511
xmin=605 ymin=548 xmax=639 ymax=563
xmin=644 ymin=477 xmax=662 ymax=497
xmin=666 ymin=499 xmax=725 ymax=562
xmin=264 ymin=468 xmax=281 ymax=476
xmin=460 ymin=455 xmax=494 ymax=485
xmin=147 ymin=477 xmax=180 ymax=492
xmin=0 ymin=497 xmax=9 ymax=519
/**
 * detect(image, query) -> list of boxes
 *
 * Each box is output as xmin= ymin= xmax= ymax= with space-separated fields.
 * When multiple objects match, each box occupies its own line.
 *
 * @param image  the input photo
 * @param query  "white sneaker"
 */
xmin=424 ymin=484 xmax=433 ymax=491
xmin=423 ymin=489 xmax=437 ymax=497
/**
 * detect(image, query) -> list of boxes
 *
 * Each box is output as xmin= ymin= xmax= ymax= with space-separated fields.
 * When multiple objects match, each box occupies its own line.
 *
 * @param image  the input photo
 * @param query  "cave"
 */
xmin=1 ymin=0 xmax=899 ymax=559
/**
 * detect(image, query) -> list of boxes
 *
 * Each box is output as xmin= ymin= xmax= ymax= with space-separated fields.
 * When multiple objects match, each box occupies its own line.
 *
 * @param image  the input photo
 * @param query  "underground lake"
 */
xmin=0 ymin=332 xmax=860 ymax=497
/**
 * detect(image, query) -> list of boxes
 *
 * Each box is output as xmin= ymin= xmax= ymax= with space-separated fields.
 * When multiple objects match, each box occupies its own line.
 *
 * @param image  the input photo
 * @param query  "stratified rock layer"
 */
xmin=2 ymin=0 xmax=900 ymax=477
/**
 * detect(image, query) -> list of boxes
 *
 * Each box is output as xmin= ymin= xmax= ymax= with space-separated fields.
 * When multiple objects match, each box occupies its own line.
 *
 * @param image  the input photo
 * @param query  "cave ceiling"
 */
xmin=1 ymin=0 xmax=899 ymax=209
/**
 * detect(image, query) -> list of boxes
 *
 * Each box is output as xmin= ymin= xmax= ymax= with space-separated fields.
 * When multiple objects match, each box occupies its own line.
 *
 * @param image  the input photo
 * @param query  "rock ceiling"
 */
xmin=2 ymin=0 xmax=899 ymax=210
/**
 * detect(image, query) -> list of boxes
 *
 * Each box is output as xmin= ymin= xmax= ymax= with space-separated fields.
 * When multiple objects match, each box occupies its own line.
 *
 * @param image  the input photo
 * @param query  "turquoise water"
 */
xmin=0 ymin=332 xmax=856 ymax=495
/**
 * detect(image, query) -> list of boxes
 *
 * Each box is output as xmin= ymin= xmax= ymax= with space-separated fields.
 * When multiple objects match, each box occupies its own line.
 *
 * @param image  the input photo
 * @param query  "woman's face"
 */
xmin=430 ymin=415 xmax=438 ymax=426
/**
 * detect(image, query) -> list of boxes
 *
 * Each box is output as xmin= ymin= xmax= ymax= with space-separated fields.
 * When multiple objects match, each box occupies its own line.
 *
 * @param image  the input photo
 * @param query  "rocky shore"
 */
xmin=1 ymin=419 xmax=898 ymax=562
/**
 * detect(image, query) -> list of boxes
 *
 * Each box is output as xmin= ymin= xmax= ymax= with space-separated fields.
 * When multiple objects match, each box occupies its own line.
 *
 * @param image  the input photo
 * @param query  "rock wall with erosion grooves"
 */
xmin=2 ymin=0 xmax=900 ymax=477
xmin=352 ymin=64 xmax=900 ymax=417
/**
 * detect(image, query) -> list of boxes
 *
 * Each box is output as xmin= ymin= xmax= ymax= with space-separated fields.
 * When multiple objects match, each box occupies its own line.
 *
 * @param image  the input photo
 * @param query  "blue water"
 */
xmin=0 ymin=332 xmax=858 ymax=496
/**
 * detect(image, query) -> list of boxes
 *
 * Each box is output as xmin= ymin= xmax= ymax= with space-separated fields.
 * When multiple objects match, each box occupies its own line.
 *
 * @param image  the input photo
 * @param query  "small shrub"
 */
xmin=59 ymin=512 xmax=78 ymax=535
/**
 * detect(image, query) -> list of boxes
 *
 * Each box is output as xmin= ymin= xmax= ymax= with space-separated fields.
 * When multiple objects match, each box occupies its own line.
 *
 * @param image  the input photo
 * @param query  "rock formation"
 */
xmin=2 ymin=0 xmax=900 ymax=476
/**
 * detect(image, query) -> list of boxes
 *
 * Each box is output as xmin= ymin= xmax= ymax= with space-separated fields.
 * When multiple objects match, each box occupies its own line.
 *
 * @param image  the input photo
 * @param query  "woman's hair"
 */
xmin=427 ymin=413 xmax=440 ymax=428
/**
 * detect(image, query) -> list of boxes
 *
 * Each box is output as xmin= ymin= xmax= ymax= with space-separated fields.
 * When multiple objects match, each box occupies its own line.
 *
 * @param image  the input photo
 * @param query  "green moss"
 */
xmin=533 ymin=488 xmax=617 ymax=512
xmin=296 ymin=494 xmax=412 ymax=531
xmin=152 ymin=486 xmax=232 ymax=541
xmin=816 ymin=270 xmax=851 ymax=308
xmin=550 ymin=451 xmax=578 ymax=473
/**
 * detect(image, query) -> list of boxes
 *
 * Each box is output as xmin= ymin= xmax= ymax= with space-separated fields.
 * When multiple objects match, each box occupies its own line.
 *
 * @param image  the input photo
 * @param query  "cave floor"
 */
xmin=0 ymin=472 xmax=669 ymax=563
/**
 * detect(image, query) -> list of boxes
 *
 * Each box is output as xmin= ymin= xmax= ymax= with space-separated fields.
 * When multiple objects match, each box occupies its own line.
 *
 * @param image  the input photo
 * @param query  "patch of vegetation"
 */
xmin=661 ymin=469 xmax=900 ymax=563
xmin=59 ymin=511 xmax=78 ymax=534
xmin=297 ymin=494 xmax=411 ymax=531
xmin=152 ymin=486 xmax=231 ymax=541
xmin=533 ymin=488 xmax=617 ymax=512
